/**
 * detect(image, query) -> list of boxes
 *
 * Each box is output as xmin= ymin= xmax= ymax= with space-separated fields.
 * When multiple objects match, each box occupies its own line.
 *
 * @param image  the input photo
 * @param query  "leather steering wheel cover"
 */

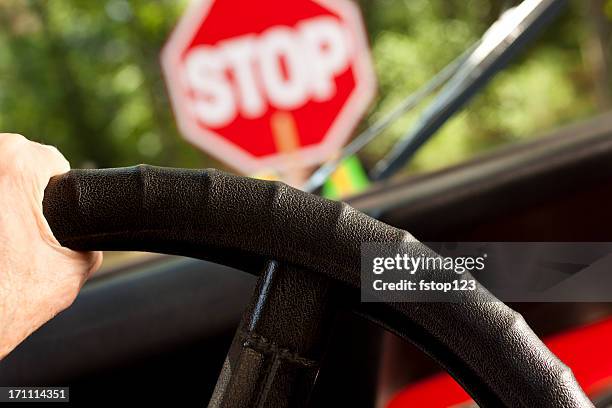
xmin=42 ymin=165 xmax=592 ymax=407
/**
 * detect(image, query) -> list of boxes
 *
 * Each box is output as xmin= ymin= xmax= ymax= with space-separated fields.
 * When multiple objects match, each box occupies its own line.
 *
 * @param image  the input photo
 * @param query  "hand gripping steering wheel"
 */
xmin=43 ymin=165 xmax=592 ymax=408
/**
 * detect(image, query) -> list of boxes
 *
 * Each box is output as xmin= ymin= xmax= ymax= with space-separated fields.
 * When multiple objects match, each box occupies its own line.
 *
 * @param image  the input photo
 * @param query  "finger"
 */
xmin=28 ymin=144 xmax=101 ymax=279
xmin=0 ymin=134 xmax=69 ymax=175
xmin=32 ymin=142 xmax=71 ymax=179
xmin=82 ymin=251 xmax=104 ymax=283
xmin=21 ymin=142 xmax=75 ymax=251
xmin=0 ymin=136 xmax=70 ymax=191
xmin=29 ymin=142 xmax=70 ymax=211
xmin=0 ymin=133 xmax=27 ymax=149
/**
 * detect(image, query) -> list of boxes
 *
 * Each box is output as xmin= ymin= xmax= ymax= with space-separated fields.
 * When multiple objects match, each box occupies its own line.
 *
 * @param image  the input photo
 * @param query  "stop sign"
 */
xmin=161 ymin=0 xmax=376 ymax=174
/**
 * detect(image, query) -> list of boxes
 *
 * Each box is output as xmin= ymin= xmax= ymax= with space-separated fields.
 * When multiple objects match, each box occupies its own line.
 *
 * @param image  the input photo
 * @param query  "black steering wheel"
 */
xmin=42 ymin=165 xmax=592 ymax=408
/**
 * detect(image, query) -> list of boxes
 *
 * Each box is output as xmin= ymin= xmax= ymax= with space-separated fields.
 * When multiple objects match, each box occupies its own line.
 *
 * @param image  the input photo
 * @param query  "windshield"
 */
xmin=0 ymin=0 xmax=600 ymax=263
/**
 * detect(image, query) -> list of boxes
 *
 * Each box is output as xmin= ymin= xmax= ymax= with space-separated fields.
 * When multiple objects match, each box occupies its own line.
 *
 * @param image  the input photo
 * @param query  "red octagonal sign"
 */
xmin=161 ymin=0 xmax=376 ymax=174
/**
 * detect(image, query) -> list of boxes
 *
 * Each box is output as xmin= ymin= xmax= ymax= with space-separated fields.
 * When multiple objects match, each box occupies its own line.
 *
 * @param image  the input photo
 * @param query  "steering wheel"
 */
xmin=42 ymin=165 xmax=592 ymax=408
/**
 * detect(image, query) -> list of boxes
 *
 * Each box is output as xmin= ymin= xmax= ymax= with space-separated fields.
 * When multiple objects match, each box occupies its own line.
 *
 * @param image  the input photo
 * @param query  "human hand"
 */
xmin=0 ymin=134 xmax=102 ymax=359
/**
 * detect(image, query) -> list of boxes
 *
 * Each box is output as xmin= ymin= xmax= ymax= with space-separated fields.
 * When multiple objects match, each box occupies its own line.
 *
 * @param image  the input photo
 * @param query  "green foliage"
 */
xmin=0 ymin=0 xmax=601 ymax=177
xmin=359 ymin=0 xmax=596 ymax=173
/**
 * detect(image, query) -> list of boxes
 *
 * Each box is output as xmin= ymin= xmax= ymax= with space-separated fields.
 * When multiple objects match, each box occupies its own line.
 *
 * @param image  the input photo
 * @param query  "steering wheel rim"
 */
xmin=42 ymin=165 xmax=592 ymax=407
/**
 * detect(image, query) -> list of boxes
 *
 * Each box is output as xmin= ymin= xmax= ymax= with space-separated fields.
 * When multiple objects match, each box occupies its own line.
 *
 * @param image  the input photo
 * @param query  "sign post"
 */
xmin=161 ymin=0 xmax=376 ymax=181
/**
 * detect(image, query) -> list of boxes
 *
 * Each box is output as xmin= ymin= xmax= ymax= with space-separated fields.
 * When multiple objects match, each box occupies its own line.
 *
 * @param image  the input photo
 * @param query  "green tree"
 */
xmin=0 ymin=0 xmax=603 ymax=176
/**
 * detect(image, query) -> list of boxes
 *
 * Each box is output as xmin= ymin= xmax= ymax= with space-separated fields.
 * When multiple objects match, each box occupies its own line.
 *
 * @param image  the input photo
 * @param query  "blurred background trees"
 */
xmin=0 ymin=0 xmax=607 ymax=175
